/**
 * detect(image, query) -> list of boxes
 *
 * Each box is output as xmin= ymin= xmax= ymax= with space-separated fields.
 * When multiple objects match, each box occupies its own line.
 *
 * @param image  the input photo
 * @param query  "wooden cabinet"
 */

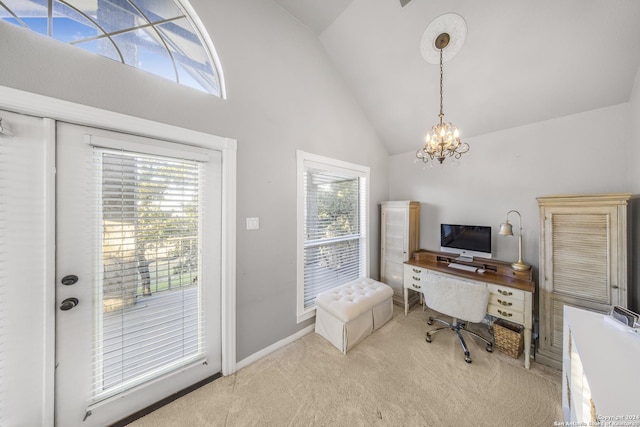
xmin=562 ymin=306 xmax=640 ymax=423
xmin=537 ymin=193 xmax=631 ymax=369
xmin=380 ymin=201 xmax=420 ymax=304
xmin=404 ymin=250 xmax=535 ymax=368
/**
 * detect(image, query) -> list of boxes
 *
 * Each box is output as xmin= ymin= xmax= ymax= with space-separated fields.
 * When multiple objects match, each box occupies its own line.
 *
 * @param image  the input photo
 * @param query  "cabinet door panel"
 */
xmin=537 ymin=194 xmax=629 ymax=369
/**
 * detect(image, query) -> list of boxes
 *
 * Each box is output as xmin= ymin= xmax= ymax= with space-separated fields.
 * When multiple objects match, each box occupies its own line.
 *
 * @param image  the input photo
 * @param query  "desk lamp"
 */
xmin=499 ymin=210 xmax=531 ymax=271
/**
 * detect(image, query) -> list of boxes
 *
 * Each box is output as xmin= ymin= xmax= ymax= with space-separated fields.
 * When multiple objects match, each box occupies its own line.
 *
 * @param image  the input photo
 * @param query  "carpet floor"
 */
xmin=129 ymin=306 xmax=563 ymax=426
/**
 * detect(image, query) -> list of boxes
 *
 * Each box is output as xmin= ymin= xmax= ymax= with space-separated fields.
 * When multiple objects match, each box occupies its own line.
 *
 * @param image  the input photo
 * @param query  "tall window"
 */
xmin=0 ymin=0 xmax=225 ymax=96
xmin=296 ymin=151 xmax=369 ymax=322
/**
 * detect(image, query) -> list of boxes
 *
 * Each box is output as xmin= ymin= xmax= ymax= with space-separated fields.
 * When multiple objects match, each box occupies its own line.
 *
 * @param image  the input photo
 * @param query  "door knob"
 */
xmin=61 ymin=275 xmax=78 ymax=286
xmin=60 ymin=297 xmax=79 ymax=311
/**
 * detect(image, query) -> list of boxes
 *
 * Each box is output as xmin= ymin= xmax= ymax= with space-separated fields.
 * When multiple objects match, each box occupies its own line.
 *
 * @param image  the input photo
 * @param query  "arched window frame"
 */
xmin=0 ymin=0 xmax=226 ymax=98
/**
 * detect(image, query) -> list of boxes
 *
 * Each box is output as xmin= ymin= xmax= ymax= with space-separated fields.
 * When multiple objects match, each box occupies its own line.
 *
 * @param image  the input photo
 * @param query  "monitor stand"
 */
xmin=456 ymin=255 xmax=474 ymax=263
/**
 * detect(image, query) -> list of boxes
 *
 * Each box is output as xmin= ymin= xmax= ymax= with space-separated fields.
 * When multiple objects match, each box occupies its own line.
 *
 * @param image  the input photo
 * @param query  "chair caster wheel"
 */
xmin=486 ymin=345 xmax=493 ymax=353
xmin=425 ymin=333 xmax=432 ymax=343
xmin=465 ymin=356 xmax=472 ymax=363
xmin=427 ymin=317 xmax=434 ymax=326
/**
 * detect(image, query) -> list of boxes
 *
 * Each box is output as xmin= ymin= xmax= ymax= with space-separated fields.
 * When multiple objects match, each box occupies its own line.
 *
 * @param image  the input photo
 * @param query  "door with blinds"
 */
xmin=55 ymin=122 xmax=222 ymax=426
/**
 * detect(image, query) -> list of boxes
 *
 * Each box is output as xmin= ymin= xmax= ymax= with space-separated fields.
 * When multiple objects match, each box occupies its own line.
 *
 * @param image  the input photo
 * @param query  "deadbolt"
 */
xmin=61 ymin=275 xmax=79 ymax=286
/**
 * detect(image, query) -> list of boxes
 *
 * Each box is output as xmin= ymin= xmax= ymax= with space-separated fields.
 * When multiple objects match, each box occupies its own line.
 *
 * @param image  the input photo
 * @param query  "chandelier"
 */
xmin=416 ymin=32 xmax=469 ymax=165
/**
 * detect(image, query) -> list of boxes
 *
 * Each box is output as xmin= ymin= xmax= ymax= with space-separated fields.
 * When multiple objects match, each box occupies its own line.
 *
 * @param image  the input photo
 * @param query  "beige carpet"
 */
xmin=129 ymin=306 xmax=563 ymax=426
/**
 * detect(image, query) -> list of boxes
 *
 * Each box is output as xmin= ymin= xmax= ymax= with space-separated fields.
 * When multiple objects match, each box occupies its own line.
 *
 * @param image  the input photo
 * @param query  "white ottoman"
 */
xmin=314 ymin=278 xmax=394 ymax=354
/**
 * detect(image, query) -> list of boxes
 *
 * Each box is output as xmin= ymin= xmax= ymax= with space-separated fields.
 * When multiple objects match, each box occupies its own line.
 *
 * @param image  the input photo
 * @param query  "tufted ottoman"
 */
xmin=314 ymin=278 xmax=394 ymax=354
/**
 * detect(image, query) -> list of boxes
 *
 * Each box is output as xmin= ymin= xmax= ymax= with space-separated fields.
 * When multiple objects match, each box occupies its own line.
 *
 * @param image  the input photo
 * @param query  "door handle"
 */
xmin=60 ymin=297 xmax=79 ymax=311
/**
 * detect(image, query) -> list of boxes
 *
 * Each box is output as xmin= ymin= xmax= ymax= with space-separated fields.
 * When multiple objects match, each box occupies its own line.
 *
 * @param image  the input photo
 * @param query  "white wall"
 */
xmin=0 ymin=0 xmax=389 ymax=364
xmin=389 ymin=103 xmax=631 ymax=288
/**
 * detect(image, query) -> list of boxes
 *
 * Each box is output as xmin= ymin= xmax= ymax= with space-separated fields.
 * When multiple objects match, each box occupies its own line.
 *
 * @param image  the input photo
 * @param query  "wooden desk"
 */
xmin=404 ymin=249 xmax=535 ymax=369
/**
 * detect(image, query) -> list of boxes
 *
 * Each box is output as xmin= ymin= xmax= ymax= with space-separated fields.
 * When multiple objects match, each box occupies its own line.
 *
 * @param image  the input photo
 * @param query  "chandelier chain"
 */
xmin=439 ymin=47 xmax=444 ymax=122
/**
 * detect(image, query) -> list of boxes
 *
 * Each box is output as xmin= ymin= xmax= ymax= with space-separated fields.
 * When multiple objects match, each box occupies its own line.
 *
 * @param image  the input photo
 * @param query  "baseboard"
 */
xmin=534 ymin=350 xmax=562 ymax=370
xmin=236 ymin=324 xmax=315 ymax=371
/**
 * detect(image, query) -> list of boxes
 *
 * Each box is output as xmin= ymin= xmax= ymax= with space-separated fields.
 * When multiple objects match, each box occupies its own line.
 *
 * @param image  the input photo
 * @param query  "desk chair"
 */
xmin=422 ymin=274 xmax=493 ymax=363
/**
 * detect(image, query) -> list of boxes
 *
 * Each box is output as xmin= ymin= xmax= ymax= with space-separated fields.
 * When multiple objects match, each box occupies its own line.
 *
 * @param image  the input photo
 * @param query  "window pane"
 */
xmin=157 ymin=19 xmax=219 ymax=94
xmin=77 ymin=0 xmax=143 ymax=34
xmin=96 ymin=150 xmax=202 ymax=397
xmin=1 ymin=0 xmax=48 ymax=34
xmin=0 ymin=0 xmax=223 ymax=96
xmin=112 ymin=29 xmax=176 ymax=79
xmin=131 ymin=0 xmax=182 ymax=22
xmin=305 ymin=169 xmax=360 ymax=241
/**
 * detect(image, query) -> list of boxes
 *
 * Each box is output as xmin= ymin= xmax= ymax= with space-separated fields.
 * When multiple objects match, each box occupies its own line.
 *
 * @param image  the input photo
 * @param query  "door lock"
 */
xmin=61 ymin=275 xmax=79 ymax=286
xmin=60 ymin=297 xmax=79 ymax=311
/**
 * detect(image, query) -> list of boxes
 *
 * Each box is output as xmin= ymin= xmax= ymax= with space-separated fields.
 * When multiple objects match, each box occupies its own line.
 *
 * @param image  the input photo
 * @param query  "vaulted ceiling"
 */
xmin=273 ymin=0 xmax=640 ymax=155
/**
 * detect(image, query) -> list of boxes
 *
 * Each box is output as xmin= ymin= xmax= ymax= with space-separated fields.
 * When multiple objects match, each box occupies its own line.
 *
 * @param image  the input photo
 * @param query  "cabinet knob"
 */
xmin=498 ymin=299 xmax=512 ymax=307
xmin=611 ymin=285 xmax=619 ymax=289
xmin=497 ymin=289 xmax=513 ymax=297
xmin=412 ymin=268 xmax=421 ymax=273
xmin=412 ymin=276 xmax=420 ymax=281
xmin=498 ymin=309 xmax=513 ymax=317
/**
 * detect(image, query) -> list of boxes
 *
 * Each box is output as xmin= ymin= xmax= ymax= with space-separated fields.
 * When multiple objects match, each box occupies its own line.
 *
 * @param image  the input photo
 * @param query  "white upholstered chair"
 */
xmin=422 ymin=273 xmax=493 ymax=363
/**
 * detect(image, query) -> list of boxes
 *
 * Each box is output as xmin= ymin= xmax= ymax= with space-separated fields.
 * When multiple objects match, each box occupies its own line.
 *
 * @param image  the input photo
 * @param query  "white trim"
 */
xmin=87 ymin=135 xmax=211 ymax=163
xmin=221 ymin=144 xmax=237 ymax=375
xmin=42 ymin=118 xmax=56 ymax=427
xmin=0 ymin=86 xmax=236 ymax=152
xmin=0 ymin=85 xmax=238 ymax=385
xmin=235 ymin=324 xmax=315 ymax=371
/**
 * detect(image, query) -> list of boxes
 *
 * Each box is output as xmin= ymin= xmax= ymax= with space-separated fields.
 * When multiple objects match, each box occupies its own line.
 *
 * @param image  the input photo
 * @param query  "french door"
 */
xmin=55 ymin=122 xmax=222 ymax=426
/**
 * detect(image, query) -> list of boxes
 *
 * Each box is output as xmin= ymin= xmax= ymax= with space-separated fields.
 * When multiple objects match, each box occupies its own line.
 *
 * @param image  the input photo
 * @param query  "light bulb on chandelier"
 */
xmin=416 ymin=32 xmax=469 ymax=165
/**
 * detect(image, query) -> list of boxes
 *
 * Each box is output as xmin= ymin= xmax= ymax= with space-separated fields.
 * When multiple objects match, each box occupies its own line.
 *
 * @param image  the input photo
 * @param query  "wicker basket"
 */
xmin=493 ymin=319 xmax=524 ymax=358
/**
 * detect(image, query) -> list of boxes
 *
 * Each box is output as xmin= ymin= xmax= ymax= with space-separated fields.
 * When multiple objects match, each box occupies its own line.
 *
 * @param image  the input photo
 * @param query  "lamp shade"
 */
xmin=499 ymin=222 xmax=513 ymax=236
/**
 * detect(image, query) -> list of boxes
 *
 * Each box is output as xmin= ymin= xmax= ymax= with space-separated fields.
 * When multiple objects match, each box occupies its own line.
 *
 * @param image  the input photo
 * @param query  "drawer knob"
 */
xmin=412 ymin=268 xmax=421 ymax=273
xmin=412 ymin=276 xmax=420 ymax=281
xmin=413 ymin=285 xmax=421 ymax=290
xmin=498 ymin=309 xmax=513 ymax=317
xmin=497 ymin=289 xmax=513 ymax=296
xmin=498 ymin=299 xmax=512 ymax=307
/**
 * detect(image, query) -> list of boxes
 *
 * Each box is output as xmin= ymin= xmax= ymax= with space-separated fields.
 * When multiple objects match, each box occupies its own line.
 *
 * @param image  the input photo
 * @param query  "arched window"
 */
xmin=1 ymin=0 xmax=225 ymax=97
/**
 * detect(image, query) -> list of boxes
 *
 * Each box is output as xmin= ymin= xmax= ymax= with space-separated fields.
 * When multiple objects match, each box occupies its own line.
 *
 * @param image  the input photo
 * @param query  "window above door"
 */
xmin=0 ymin=0 xmax=225 ymax=97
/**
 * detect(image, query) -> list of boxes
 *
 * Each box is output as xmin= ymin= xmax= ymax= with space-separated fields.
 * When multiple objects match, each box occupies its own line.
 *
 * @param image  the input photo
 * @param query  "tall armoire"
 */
xmin=537 ymin=193 xmax=631 ymax=369
xmin=380 ymin=201 xmax=420 ymax=305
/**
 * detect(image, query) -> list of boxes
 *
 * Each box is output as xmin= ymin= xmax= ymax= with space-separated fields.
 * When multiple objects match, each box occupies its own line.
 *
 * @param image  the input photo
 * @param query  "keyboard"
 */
xmin=448 ymin=263 xmax=478 ymax=272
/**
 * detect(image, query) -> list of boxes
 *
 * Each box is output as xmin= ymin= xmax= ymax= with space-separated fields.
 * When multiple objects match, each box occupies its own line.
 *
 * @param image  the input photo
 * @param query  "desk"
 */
xmin=404 ymin=249 xmax=535 ymax=369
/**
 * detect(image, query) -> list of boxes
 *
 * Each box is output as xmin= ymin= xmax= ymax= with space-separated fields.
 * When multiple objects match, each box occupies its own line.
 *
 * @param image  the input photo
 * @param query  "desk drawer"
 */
xmin=489 ymin=294 xmax=525 ymax=312
xmin=487 ymin=283 xmax=525 ymax=302
xmin=403 ymin=265 xmax=425 ymax=291
xmin=487 ymin=303 xmax=525 ymax=324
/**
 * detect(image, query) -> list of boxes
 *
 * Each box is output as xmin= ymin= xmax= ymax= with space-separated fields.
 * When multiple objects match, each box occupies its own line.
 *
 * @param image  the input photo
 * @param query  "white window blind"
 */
xmin=92 ymin=148 xmax=206 ymax=401
xmin=297 ymin=152 xmax=369 ymax=321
